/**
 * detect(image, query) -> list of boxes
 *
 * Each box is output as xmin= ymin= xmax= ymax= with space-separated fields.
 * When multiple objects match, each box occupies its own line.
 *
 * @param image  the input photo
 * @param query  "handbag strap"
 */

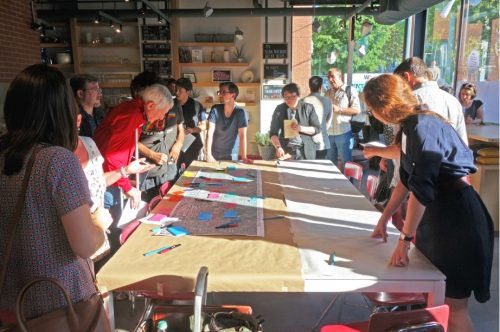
xmin=0 ymin=146 xmax=41 ymax=296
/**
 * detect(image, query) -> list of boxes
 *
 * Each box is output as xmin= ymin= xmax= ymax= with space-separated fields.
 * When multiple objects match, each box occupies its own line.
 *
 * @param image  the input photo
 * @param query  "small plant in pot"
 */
xmin=255 ymin=132 xmax=276 ymax=160
xmin=233 ymin=46 xmax=245 ymax=63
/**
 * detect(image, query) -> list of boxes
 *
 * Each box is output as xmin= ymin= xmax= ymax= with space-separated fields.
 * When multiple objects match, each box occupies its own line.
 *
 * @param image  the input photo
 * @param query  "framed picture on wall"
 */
xmin=183 ymin=73 xmax=197 ymax=83
xmin=212 ymin=69 xmax=231 ymax=82
xmin=191 ymin=49 xmax=203 ymax=63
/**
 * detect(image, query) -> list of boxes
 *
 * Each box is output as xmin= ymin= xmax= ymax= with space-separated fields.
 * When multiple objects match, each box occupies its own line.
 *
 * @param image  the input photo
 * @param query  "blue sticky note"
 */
xmin=226 ymin=192 xmax=236 ymax=197
xmin=227 ymin=165 xmax=237 ymax=170
xmin=224 ymin=210 xmax=238 ymax=218
xmin=198 ymin=212 xmax=212 ymax=221
xmin=167 ymin=226 xmax=189 ymax=237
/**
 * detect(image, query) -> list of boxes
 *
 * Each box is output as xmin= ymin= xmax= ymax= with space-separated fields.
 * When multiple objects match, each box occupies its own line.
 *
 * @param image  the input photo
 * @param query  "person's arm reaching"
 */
xmin=138 ymin=142 xmax=168 ymax=165
xmin=238 ymin=126 xmax=247 ymax=160
xmin=206 ymin=121 xmax=216 ymax=162
xmin=169 ymin=123 xmax=184 ymax=162
xmin=364 ymin=144 xmax=400 ymax=160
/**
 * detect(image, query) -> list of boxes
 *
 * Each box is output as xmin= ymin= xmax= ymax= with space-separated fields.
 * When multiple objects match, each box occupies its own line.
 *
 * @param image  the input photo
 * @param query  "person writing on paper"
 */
xmin=175 ymin=77 xmax=207 ymax=168
xmin=365 ymin=74 xmax=493 ymax=332
xmin=94 ymin=83 xmax=174 ymax=209
xmin=0 ymin=65 xmax=108 ymax=326
xmin=206 ymin=82 xmax=248 ymax=162
xmin=269 ymin=83 xmax=321 ymax=160
xmin=459 ymin=82 xmax=484 ymax=125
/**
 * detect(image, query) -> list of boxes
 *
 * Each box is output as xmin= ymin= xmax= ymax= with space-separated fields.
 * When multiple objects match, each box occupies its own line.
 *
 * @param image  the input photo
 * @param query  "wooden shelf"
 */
xmin=100 ymin=82 xmax=130 ymax=88
xmin=41 ymin=43 xmax=71 ymax=48
xmin=179 ymin=62 xmax=248 ymax=67
xmin=80 ymin=63 xmax=140 ymax=68
xmin=143 ymin=40 xmax=171 ymax=44
xmin=143 ymin=57 xmax=172 ymax=61
xmin=178 ymin=42 xmax=234 ymax=47
xmin=201 ymin=101 xmax=257 ymax=108
xmin=78 ymin=22 xmax=138 ymax=27
xmin=193 ymin=82 xmax=260 ymax=87
xmin=79 ymin=43 xmax=139 ymax=48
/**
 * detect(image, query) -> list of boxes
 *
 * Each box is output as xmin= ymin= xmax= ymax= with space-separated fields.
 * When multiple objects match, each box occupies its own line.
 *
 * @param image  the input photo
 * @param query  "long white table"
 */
xmin=97 ymin=160 xmax=445 ymax=307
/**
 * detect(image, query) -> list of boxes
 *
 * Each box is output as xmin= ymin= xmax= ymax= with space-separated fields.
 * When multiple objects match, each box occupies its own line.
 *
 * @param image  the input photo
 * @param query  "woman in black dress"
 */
xmin=459 ymin=82 xmax=484 ymax=125
xmin=364 ymin=74 xmax=493 ymax=332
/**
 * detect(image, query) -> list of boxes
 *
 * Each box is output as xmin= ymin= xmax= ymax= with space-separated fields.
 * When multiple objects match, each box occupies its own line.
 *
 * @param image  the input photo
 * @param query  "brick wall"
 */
xmin=291 ymin=16 xmax=312 ymax=97
xmin=0 ymin=0 xmax=39 ymax=83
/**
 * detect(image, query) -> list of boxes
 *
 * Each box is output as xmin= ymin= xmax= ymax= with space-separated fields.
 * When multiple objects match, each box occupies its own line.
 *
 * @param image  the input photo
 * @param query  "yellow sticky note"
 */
xmin=183 ymin=171 xmax=195 ymax=178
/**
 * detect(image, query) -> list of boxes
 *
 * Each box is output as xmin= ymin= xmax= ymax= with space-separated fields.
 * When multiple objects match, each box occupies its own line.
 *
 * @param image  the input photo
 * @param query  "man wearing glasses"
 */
xmin=269 ymin=83 xmax=321 ymax=160
xmin=70 ymin=74 xmax=105 ymax=138
xmin=206 ymin=82 xmax=248 ymax=162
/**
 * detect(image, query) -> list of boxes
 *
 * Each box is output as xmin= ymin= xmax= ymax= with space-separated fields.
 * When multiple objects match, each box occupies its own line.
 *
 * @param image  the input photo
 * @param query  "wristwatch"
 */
xmin=399 ymin=232 xmax=414 ymax=242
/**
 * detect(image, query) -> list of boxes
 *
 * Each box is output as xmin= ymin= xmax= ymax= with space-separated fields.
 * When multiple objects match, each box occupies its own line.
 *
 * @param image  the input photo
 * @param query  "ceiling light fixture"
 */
xmin=158 ymin=15 xmax=163 ymax=24
xmin=203 ymin=2 xmax=214 ymax=17
xmin=99 ymin=11 xmax=124 ymax=33
xmin=361 ymin=21 xmax=373 ymax=36
xmin=139 ymin=2 xmax=147 ymax=15
xmin=109 ymin=20 xmax=115 ymax=28
xmin=234 ymin=27 xmax=244 ymax=40
xmin=115 ymin=24 xmax=122 ymax=33
xmin=94 ymin=15 xmax=100 ymax=24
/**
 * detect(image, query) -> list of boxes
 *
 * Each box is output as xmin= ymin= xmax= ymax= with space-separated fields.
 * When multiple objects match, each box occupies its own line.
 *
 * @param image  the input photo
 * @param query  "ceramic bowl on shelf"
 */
xmin=55 ymin=52 xmax=71 ymax=64
xmin=240 ymin=70 xmax=254 ymax=83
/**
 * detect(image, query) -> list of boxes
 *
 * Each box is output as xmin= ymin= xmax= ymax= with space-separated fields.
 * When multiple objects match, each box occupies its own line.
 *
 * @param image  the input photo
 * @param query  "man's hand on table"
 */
xmin=126 ymin=187 xmax=142 ymax=209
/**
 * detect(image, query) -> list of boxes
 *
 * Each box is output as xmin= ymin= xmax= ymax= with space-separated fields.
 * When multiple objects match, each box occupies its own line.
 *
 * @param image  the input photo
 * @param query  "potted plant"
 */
xmin=255 ymin=132 xmax=276 ymax=160
xmin=233 ymin=46 xmax=245 ymax=63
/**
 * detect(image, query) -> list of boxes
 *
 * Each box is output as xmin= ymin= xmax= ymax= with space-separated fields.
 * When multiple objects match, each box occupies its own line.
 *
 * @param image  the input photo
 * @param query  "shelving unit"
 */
xmin=39 ymin=21 xmax=73 ymax=77
xmin=140 ymin=24 xmax=172 ymax=78
xmin=179 ymin=62 xmax=249 ymax=67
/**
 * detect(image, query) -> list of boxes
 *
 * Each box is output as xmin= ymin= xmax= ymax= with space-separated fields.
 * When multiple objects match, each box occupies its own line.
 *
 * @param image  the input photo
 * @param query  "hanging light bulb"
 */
xmin=158 ymin=15 xmax=163 ymax=24
xmin=139 ymin=2 xmax=147 ymax=15
xmin=234 ymin=27 xmax=244 ymax=40
xmin=115 ymin=24 xmax=122 ymax=33
xmin=94 ymin=15 xmax=100 ymax=24
xmin=203 ymin=2 xmax=214 ymax=17
xmin=312 ymin=18 xmax=321 ymax=33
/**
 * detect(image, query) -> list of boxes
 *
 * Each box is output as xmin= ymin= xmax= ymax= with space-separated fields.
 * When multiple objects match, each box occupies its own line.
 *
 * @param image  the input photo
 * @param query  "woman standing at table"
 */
xmin=0 ymin=64 xmax=108 ymax=326
xmin=459 ymin=82 xmax=484 ymax=125
xmin=364 ymin=74 xmax=493 ymax=332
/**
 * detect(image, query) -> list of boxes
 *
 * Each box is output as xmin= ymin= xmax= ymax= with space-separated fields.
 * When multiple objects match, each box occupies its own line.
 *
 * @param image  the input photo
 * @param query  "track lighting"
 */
xmin=109 ymin=20 xmax=115 ymax=28
xmin=203 ymin=2 xmax=214 ymax=17
xmin=99 ymin=11 xmax=124 ymax=34
xmin=158 ymin=15 xmax=163 ymax=24
xmin=115 ymin=24 xmax=122 ymax=33
xmin=139 ymin=2 xmax=147 ymax=15
xmin=234 ymin=27 xmax=244 ymax=40
xmin=94 ymin=15 xmax=100 ymax=24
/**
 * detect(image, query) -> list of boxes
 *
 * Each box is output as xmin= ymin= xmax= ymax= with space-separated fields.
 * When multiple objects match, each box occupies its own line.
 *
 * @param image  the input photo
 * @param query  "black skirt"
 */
xmin=416 ymin=185 xmax=494 ymax=303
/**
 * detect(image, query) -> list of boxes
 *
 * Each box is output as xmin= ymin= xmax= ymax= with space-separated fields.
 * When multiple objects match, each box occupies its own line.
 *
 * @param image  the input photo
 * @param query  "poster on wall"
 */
xmin=262 ymin=84 xmax=285 ymax=99
xmin=263 ymin=64 xmax=288 ymax=80
xmin=212 ymin=70 xmax=232 ymax=82
xmin=263 ymin=43 xmax=288 ymax=59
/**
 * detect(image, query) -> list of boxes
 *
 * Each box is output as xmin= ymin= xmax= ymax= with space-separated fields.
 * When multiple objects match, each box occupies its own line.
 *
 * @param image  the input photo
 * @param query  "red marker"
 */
xmin=158 ymin=244 xmax=181 ymax=254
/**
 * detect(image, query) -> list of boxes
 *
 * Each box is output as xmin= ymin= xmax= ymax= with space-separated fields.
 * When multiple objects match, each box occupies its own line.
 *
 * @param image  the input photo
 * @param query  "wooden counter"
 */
xmin=466 ymin=125 xmax=499 ymax=231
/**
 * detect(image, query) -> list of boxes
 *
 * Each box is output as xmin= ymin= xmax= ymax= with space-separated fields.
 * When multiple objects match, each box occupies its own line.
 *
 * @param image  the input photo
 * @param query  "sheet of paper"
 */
xmin=284 ymin=119 xmax=299 ymax=139
xmin=360 ymin=141 xmax=387 ymax=148
xmin=181 ymin=133 xmax=196 ymax=152
xmin=117 ymin=200 xmax=148 ymax=229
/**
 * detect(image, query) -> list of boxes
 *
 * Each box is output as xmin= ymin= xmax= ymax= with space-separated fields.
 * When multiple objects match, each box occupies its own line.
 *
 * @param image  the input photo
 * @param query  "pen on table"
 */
xmin=143 ymin=245 xmax=176 ymax=256
xmin=158 ymin=244 xmax=181 ymax=254
xmin=215 ymin=223 xmax=239 ymax=229
xmin=263 ymin=215 xmax=285 ymax=221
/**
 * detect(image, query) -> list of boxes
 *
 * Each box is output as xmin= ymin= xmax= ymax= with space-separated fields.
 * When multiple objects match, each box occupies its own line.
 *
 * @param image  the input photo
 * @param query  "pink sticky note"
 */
xmin=224 ymin=203 xmax=237 ymax=209
xmin=208 ymin=192 xmax=220 ymax=199
xmin=148 ymin=214 xmax=166 ymax=221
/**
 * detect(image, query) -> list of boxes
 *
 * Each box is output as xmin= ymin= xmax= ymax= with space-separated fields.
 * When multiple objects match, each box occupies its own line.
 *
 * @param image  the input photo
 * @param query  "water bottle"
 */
xmin=40 ymin=48 xmax=48 ymax=64
xmin=157 ymin=319 xmax=168 ymax=332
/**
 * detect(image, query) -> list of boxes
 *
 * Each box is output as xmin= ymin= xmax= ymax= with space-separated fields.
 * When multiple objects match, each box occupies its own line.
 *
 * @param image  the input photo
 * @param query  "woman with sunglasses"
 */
xmin=365 ymin=74 xmax=493 ymax=332
xmin=459 ymin=82 xmax=484 ymax=125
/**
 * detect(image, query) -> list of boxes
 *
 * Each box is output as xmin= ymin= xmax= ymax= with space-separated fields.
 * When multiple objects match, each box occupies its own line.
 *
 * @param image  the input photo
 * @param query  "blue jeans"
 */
xmin=327 ymin=131 xmax=354 ymax=168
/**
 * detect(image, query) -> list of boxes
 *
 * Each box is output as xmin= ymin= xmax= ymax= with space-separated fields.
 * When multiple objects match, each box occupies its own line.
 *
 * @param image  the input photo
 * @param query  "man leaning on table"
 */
xmin=93 ymin=84 xmax=174 ymax=210
xmin=270 ymin=83 xmax=321 ymax=160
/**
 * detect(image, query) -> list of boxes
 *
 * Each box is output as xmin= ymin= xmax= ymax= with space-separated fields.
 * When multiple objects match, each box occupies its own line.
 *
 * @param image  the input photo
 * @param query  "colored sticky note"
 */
xmin=224 ymin=203 xmax=236 ymax=209
xmin=148 ymin=214 xmax=166 ymax=221
xmin=183 ymin=171 xmax=195 ymax=178
xmin=167 ymin=226 xmax=190 ymax=237
xmin=168 ymin=195 xmax=183 ymax=202
xmin=198 ymin=212 xmax=212 ymax=221
xmin=224 ymin=210 xmax=238 ymax=218
xmin=208 ymin=192 xmax=220 ymax=199
xmin=227 ymin=166 xmax=237 ymax=170
xmin=233 ymin=177 xmax=250 ymax=182
xmin=226 ymin=192 xmax=236 ymax=197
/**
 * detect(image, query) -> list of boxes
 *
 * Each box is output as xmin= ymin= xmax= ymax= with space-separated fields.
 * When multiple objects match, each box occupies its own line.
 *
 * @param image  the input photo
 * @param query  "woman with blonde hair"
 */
xmin=364 ymin=74 xmax=493 ymax=332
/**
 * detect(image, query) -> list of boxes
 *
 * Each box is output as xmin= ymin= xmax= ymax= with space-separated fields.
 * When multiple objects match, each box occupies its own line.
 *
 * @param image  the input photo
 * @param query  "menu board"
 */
xmin=263 ymin=43 xmax=288 ymax=59
xmin=143 ymin=60 xmax=171 ymax=76
xmin=263 ymin=64 xmax=288 ymax=80
xmin=142 ymin=43 xmax=171 ymax=57
xmin=262 ymin=84 xmax=285 ymax=99
xmin=141 ymin=25 xmax=170 ymax=41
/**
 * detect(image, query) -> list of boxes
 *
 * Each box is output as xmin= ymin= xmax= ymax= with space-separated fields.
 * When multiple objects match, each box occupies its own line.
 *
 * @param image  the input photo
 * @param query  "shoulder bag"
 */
xmin=0 ymin=147 xmax=111 ymax=332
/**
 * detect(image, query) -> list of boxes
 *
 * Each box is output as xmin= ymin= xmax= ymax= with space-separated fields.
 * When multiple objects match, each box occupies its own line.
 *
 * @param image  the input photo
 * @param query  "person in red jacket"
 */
xmin=94 ymin=84 xmax=173 ymax=210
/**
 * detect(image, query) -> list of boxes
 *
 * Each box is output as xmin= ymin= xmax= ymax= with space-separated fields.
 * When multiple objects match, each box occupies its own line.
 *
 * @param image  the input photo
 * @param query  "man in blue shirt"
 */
xmin=206 ymin=82 xmax=248 ymax=161
xmin=70 ymin=74 xmax=105 ymax=138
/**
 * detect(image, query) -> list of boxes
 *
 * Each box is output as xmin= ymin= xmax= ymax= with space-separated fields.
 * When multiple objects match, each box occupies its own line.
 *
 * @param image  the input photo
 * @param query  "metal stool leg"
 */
xmin=311 ymin=294 xmax=339 ymax=332
xmin=133 ymin=297 xmax=154 ymax=332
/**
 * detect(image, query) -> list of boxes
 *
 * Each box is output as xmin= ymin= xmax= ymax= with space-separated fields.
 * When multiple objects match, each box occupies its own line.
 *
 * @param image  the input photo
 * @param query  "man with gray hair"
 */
xmin=94 ymin=83 xmax=174 ymax=209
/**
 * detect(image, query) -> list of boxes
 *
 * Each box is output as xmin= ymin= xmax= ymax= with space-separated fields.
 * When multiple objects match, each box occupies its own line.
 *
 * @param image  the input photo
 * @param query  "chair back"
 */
xmin=344 ymin=162 xmax=364 ymax=188
xmin=366 ymin=174 xmax=379 ymax=201
xmin=367 ymin=304 xmax=449 ymax=332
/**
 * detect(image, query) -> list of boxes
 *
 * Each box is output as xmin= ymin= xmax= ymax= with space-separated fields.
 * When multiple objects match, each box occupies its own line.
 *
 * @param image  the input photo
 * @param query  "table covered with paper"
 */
xmin=97 ymin=160 xmax=445 ymax=305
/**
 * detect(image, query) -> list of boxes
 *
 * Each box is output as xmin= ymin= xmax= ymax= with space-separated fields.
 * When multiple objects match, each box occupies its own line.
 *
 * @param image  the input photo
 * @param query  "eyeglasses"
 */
xmin=217 ymin=90 xmax=231 ymax=95
xmin=283 ymin=95 xmax=298 ymax=101
xmin=84 ymin=88 xmax=102 ymax=94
